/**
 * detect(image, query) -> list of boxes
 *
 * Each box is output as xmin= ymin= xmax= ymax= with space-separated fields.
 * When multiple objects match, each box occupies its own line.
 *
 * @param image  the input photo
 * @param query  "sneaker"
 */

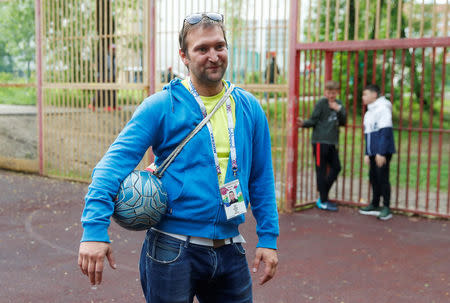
xmin=327 ymin=201 xmax=338 ymax=211
xmin=316 ymin=199 xmax=338 ymax=212
xmin=377 ymin=207 xmax=393 ymax=221
xmin=315 ymin=197 xmax=322 ymax=209
xmin=359 ymin=204 xmax=382 ymax=216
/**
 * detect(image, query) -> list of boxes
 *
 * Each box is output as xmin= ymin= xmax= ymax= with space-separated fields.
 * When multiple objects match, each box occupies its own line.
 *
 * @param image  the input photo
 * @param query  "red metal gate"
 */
xmin=286 ymin=0 xmax=450 ymax=218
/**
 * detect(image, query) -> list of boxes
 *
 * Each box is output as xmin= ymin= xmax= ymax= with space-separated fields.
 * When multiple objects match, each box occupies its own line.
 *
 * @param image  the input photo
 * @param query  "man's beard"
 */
xmin=193 ymin=64 xmax=227 ymax=86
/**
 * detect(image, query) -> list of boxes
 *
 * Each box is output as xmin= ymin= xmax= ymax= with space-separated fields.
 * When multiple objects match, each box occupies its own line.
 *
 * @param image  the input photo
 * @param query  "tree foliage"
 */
xmin=305 ymin=0 xmax=445 ymax=111
xmin=0 ymin=0 xmax=35 ymax=79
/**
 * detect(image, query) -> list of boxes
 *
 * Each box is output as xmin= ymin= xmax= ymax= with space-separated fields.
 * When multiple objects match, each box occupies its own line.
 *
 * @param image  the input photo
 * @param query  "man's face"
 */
xmin=362 ymin=89 xmax=377 ymax=105
xmin=179 ymin=25 xmax=228 ymax=86
xmin=324 ymin=89 xmax=339 ymax=103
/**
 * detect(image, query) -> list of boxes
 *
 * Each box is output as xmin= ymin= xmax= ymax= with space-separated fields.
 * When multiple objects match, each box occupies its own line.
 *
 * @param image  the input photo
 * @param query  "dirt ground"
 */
xmin=0 ymin=114 xmax=38 ymax=159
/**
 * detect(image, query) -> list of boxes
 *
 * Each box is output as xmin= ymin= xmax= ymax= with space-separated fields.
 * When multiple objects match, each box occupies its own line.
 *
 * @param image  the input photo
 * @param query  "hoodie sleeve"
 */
xmin=248 ymin=101 xmax=279 ymax=249
xmin=80 ymin=94 xmax=167 ymax=242
xmin=302 ymin=99 xmax=324 ymax=128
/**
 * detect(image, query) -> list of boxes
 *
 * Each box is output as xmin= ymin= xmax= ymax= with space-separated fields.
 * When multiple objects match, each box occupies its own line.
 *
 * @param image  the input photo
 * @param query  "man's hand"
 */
xmin=78 ymin=241 xmax=116 ymax=285
xmin=297 ymin=117 xmax=304 ymax=128
xmin=252 ymin=248 xmax=278 ymax=285
xmin=375 ymin=154 xmax=386 ymax=167
xmin=364 ymin=155 xmax=370 ymax=165
xmin=328 ymin=100 xmax=341 ymax=112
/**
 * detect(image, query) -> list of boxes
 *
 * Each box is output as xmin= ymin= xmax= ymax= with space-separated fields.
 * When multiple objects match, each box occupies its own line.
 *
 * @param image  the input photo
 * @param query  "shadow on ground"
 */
xmin=0 ymin=169 xmax=449 ymax=302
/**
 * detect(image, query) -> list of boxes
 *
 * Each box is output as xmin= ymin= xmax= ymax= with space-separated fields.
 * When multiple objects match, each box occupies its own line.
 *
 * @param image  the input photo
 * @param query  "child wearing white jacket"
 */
xmin=359 ymin=84 xmax=396 ymax=220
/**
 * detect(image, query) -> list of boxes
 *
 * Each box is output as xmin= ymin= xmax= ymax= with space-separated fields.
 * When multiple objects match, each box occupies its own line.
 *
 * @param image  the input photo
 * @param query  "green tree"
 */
xmin=0 ymin=0 xmax=35 ymax=79
xmin=307 ymin=0 xmax=441 ymax=111
xmin=0 ymin=40 xmax=14 ymax=73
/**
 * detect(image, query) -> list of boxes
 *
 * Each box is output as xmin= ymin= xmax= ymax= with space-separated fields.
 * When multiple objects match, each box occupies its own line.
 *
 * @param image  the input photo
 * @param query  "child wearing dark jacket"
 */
xmin=297 ymin=80 xmax=347 ymax=211
xmin=359 ymin=84 xmax=396 ymax=220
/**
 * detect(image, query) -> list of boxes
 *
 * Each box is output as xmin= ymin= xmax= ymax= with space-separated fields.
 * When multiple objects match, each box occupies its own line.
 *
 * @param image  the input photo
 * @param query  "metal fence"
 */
xmin=295 ymin=47 xmax=449 ymax=217
xmin=287 ymin=0 xmax=450 ymax=218
xmin=37 ymin=0 xmax=151 ymax=181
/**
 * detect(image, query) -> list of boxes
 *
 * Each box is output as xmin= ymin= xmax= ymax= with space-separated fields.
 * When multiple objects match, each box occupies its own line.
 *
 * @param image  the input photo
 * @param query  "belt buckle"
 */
xmin=213 ymin=239 xmax=226 ymax=248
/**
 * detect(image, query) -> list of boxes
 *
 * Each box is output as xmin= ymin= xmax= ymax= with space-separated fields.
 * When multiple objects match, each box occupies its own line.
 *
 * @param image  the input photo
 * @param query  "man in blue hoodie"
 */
xmin=78 ymin=12 xmax=279 ymax=302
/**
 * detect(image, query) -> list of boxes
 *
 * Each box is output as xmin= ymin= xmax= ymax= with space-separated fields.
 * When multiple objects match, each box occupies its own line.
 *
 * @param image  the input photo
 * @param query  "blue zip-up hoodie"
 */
xmin=364 ymin=96 xmax=396 ymax=156
xmin=81 ymin=79 xmax=279 ymax=249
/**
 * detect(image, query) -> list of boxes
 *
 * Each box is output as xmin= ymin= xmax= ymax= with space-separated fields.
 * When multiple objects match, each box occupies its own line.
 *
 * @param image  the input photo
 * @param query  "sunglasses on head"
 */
xmin=184 ymin=12 xmax=224 ymax=25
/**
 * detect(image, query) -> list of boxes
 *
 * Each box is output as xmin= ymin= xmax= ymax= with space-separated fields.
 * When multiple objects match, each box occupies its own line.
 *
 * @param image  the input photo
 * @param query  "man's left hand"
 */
xmin=252 ymin=247 xmax=278 ymax=285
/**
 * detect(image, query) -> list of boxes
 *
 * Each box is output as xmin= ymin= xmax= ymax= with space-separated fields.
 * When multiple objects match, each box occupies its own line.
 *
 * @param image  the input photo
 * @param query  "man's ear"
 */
xmin=179 ymin=49 xmax=189 ymax=66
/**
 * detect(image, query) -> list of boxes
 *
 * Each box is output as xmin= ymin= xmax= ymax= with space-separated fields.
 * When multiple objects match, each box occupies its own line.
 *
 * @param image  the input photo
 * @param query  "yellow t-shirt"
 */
xmin=182 ymin=79 xmax=236 ymax=185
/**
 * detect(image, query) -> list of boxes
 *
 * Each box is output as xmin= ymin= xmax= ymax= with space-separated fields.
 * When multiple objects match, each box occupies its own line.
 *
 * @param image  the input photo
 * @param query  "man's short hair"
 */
xmin=178 ymin=14 xmax=228 ymax=55
xmin=364 ymin=84 xmax=381 ymax=97
xmin=324 ymin=80 xmax=340 ymax=91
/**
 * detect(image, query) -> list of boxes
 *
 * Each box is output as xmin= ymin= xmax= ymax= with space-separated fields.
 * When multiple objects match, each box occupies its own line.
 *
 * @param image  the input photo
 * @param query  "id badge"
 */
xmin=220 ymin=179 xmax=247 ymax=220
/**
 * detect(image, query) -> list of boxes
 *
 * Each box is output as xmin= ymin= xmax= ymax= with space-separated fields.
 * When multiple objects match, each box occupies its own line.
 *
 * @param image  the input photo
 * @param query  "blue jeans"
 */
xmin=139 ymin=229 xmax=252 ymax=303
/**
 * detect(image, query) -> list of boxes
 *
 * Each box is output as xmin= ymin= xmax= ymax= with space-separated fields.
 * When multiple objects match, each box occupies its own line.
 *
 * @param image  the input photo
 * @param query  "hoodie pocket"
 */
xmin=161 ymin=155 xmax=186 ymax=202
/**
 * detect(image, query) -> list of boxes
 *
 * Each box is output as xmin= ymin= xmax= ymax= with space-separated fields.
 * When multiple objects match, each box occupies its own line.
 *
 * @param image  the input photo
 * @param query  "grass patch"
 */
xmin=0 ymin=73 xmax=36 ymax=105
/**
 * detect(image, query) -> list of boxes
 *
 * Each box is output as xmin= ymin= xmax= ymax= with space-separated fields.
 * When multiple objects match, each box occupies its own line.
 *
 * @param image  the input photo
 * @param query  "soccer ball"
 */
xmin=112 ymin=170 xmax=168 ymax=231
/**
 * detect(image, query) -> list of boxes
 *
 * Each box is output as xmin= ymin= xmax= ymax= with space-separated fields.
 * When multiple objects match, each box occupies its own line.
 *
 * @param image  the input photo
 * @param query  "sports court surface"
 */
xmin=1 ymin=169 xmax=449 ymax=302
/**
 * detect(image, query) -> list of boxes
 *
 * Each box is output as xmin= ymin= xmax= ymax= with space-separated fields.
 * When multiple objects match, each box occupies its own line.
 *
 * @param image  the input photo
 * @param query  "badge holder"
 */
xmin=220 ymin=179 xmax=247 ymax=220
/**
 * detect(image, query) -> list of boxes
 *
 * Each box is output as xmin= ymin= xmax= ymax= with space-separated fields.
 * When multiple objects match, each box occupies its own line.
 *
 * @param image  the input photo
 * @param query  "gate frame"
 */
xmin=286 ymin=0 xmax=450 ymax=215
xmin=35 ymin=0 xmax=43 ymax=175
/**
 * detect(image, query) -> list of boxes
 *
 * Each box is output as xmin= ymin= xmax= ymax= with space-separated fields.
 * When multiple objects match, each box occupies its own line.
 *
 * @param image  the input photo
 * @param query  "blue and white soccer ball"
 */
xmin=113 ymin=170 xmax=168 ymax=231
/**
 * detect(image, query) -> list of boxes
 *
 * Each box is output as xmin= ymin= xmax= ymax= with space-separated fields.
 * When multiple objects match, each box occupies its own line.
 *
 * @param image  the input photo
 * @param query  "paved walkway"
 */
xmin=0 ymin=169 xmax=449 ymax=302
xmin=0 ymin=104 xmax=37 ymax=115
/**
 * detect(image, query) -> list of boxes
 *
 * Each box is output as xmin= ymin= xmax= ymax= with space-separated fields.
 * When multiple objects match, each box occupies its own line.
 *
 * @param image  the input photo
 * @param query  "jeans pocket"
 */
xmin=232 ymin=243 xmax=246 ymax=256
xmin=147 ymin=233 xmax=183 ymax=264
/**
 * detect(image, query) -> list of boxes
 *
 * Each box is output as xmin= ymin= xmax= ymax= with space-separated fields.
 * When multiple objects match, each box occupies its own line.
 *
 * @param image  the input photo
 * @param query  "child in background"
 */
xmin=298 ymin=80 xmax=347 ymax=211
xmin=359 ymin=84 xmax=396 ymax=220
